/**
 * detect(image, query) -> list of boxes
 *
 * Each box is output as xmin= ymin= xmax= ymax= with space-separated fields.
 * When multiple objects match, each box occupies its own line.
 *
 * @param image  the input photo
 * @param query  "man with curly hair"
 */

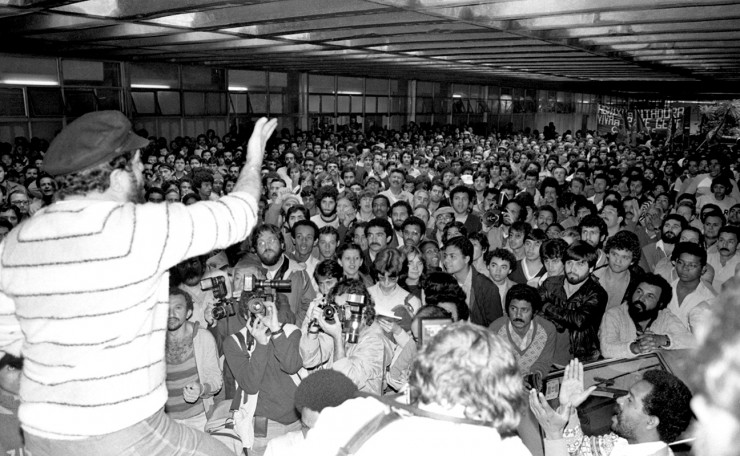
xmin=302 ymin=322 xmax=531 ymax=455
xmin=593 ymin=230 xmax=644 ymax=312
xmin=531 ymin=359 xmax=693 ymax=456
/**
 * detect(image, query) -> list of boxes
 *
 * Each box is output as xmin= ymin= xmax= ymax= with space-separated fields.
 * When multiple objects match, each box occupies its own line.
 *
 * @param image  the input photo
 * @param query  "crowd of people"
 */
xmin=1 ymin=111 xmax=740 ymax=456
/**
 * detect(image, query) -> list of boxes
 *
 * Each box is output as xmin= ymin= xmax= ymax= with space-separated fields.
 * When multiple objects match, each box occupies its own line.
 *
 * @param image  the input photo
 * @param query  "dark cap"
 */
xmin=43 ymin=110 xmax=149 ymax=176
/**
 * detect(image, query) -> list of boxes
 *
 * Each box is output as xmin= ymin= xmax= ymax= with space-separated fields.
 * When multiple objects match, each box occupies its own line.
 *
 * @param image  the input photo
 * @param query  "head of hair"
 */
xmin=579 ymin=214 xmax=608 ymax=238
xmin=601 ymin=200 xmax=626 ymax=221
xmin=670 ymin=241 xmax=708 ymax=266
xmin=169 ymin=286 xmax=194 ymax=314
xmin=604 ymin=230 xmax=641 ymax=265
xmin=251 ymin=224 xmax=284 ymax=251
xmin=537 ymin=205 xmax=558 ymax=222
xmin=365 ymin=217 xmax=393 ymax=238
xmin=484 ymin=248 xmax=518 ymax=273
xmin=661 ymin=214 xmax=688 ymax=233
xmin=291 ymin=219 xmax=319 ymax=240
xmin=315 ymin=185 xmax=339 ymax=203
xmin=540 ymin=238 xmax=569 ymax=262
xmin=638 ymin=273 xmax=673 ymax=310
xmin=443 ymin=236 xmax=474 ymax=265
xmin=409 ymin=322 xmax=526 ymax=433
xmin=421 ymin=272 xmax=468 ymax=308
xmin=449 ymin=185 xmax=475 ymax=202
xmin=563 ymin=241 xmax=598 ymax=268
xmin=525 ymin=228 xmax=548 ymax=243
xmin=327 ymin=278 xmax=375 ymax=325
xmin=469 ymin=231 xmax=490 ymax=253
xmin=0 ymin=353 xmax=23 ymax=371
xmin=374 ymin=247 xmax=405 ymax=278
xmin=336 ymin=242 xmax=363 ymax=260
xmin=401 ymin=215 xmax=426 ymax=235
xmin=718 ymin=225 xmax=740 ymax=241
xmin=505 ymin=284 xmax=542 ymax=313
xmin=293 ymin=370 xmax=358 ymax=414
xmin=442 ymin=221 xmax=468 ymax=244
xmin=56 ymin=150 xmax=136 ymax=199
xmin=641 ymin=370 xmax=693 ymax=443
xmin=191 ymin=168 xmax=214 ymax=189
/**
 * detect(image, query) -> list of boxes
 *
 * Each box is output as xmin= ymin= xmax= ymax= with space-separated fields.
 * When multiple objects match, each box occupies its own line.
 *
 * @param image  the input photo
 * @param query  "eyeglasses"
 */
xmin=675 ymin=259 xmax=701 ymax=270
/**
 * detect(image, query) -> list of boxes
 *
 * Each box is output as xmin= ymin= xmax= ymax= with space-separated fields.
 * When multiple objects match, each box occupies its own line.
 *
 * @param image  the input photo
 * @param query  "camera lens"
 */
xmin=323 ymin=305 xmax=336 ymax=322
xmin=212 ymin=306 xmax=225 ymax=320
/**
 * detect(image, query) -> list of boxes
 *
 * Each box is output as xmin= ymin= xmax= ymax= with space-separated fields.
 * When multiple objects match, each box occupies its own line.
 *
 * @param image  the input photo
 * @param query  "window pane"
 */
xmin=350 ymin=95 xmax=363 ymax=114
xmin=309 ymin=95 xmax=320 ymax=113
xmin=28 ymin=88 xmax=64 ymax=117
xmin=417 ymin=81 xmax=434 ymax=96
xmin=206 ymin=92 xmax=227 ymax=115
xmin=391 ymin=79 xmax=408 ymax=96
xmin=366 ymin=78 xmax=387 ymax=95
xmin=310 ymin=75 xmax=334 ymax=93
xmin=321 ymin=95 xmax=334 ymax=113
xmin=338 ymin=76 xmax=363 ymax=94
xmin=65 ymin=88 xmax=96 ymax=116
xmin=62 ymin=60 xmax=120 ymax=87
xmin=365 ymin=96 xmax=377 ymax=114
xmin=249 ymin=92 xmax=266 ymax=113
xmin=470 ymin=85 xmax=482 ymax=99
xmin=269 ymin=94 xmax=283 ymax=114
xmin=377 ymin=96 xmax=388 ymax=114
xmin=130 ymin=63 xmax=178 ymax=89
xmin=229 ymin=93 xmax=248 ymax=114
xmin=157 ymin=91 xmax=180 ymax=115
xmin=230 ymin=70 xmax=266 ymax=92
xmin=270 ymin=72 xmax=288 ymax=89
xmin=0 ymin=56 xmax=58 ymax=86
xmin=31 ymin=121 xmax=63 ymax=141
xmin=96 ymin=89 xmax=121 ymax=111
xmin=0 ymin=88 xmax=26 ymax=116
xmin=131 ymin=91 xmax=156 ymax=115
xmin=337 ymin=95 xmax=350 ymax=113
xmin=183 ymin=92 xmax=205 ymax=116
xmin=182 ymin=66 xmax=225 ymax=91
xmin=453 ymin=84 xmax=469 ymax=98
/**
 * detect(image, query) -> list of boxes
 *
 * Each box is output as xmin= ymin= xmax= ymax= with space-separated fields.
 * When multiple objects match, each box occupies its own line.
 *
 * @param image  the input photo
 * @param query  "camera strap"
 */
xmin=336 ymin=393 xmax=502 ymax=455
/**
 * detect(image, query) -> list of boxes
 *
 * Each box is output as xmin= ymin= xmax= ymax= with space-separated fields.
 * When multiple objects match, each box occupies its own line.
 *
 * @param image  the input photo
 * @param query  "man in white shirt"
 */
xmin=668 ymin=242 xmax=716 ymax=334
xmin=379 ymin=168 xmax=413 ymax=206
xmin=600 ymin=274 xmax=695 ymax=359
xmin=706 ymin=225 xmax=740 ymax=291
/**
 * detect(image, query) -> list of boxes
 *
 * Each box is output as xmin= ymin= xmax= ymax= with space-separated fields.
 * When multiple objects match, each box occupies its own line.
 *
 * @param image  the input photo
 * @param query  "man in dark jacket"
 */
xmin=538 ymin=241 xmax=608 ymax=365
xmin=442 ymin=236 xmax=503 ymax=327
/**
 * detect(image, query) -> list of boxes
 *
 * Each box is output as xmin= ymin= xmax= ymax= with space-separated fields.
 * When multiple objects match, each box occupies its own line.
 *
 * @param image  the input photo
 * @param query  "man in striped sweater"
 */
xmin=0 ymin=111 xmax=276 ymax=455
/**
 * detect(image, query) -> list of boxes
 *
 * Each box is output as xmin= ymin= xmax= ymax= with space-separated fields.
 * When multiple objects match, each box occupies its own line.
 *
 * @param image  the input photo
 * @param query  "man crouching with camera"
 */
xmin=300 ymin=278 xmax=393 ymax=395
xmin=222 ymin=287 xmax=303 ymax=456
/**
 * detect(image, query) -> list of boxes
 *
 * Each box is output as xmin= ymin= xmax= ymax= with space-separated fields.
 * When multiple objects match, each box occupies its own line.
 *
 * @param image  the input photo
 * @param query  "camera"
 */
xmin=344 ymin=293 xmax=366 ymax=344
xmin=485 ymin=209 xmax=502 ymax=227
xmin=201 ymin=276 xmax=236 ymax=320
xmin=243 ymin=275 xmax=291 ymax=292
xmin=309 ymin=299 xmax=341 ymax=334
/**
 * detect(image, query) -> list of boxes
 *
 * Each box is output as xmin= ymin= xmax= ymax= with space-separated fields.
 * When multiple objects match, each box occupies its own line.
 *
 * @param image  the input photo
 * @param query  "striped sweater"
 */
xmin=0 ymin=192 xmax=257 ymax=439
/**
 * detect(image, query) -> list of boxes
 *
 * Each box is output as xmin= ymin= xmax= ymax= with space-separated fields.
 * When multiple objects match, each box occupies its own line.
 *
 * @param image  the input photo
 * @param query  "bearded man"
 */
xmin=599 ymin=273 xmax=695 ymax=359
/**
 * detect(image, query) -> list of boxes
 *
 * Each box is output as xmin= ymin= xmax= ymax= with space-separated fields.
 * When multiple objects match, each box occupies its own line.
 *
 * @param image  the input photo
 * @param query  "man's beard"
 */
xmin=566 ymin=271 xmax=589 ymax=285
xmin=320 ymin=207 xmax=337 ymax=218
xmin=627 ymin=300 xmax=661 ymax=324
xmin=661 ymin=230 xmax=678 ymax=244
xmin=259 ymin=249 xmax=282 ymax=267
xmin=167 ymin=317 xmax=185 ymax=331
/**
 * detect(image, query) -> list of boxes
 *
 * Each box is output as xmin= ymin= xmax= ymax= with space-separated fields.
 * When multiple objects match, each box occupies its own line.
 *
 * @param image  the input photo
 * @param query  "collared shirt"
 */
xmin=706 ymin=251 xmax=740 ymax=291
xmin=668 ymin=279 xmax=716 ymax=334
xmin=599 ymin=304 xmax=695 ymax=359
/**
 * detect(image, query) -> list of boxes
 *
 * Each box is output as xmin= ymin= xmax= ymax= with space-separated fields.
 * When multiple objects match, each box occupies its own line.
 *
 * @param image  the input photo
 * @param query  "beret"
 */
xmin=43 ymin=111 xmax=149 ymax=176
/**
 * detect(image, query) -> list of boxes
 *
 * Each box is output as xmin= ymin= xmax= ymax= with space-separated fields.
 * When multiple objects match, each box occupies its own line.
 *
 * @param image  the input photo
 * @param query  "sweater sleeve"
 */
xmin=598 ymin=308 xmax=636 ymax=360
xmin=194 ymin=328 xmax=223 ymax=397
xmin=529 ymin=322 xmax=556 ymax=378
xmin=0 ymin=290 xmax=22 ymax=358
xmin=223 ymin=336 xmax=268 ymax=395
xmin=159 ymin=192 xmax=259 ymax=270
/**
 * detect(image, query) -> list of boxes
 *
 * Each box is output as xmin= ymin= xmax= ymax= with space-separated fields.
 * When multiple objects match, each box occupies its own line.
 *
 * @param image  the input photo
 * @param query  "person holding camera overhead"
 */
xmin=223 ymin=286 xmax=303 ymax=456
xmin=300 ymin=278 xmax=393 ymax=395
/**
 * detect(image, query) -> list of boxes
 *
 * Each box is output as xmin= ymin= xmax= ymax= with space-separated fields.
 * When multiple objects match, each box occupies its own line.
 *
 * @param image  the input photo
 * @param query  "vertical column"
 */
xmin=407 ymin=79 xmax=416 ymax=124
xmin=296 ymin=72 xmax=308 ymax=132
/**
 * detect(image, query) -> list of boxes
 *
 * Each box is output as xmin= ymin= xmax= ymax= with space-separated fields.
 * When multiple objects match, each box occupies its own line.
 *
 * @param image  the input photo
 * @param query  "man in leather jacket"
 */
xmin=538 ymin=241 xmax=608 ymax=364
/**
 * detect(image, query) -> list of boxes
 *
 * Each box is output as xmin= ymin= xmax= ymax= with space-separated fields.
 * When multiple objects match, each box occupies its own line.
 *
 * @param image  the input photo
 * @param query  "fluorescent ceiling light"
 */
xmin=131 ymin=83 xmax=171 ymax=89
xmin=452 ymin=94 xmax=463 ymax=98
xmin=336 ymin=91 xmax=361 ymax=95
xmin=2 ymin=79 xmax=58 ymax=86
xmin=228 ymin=86 xmax=249 ymax=91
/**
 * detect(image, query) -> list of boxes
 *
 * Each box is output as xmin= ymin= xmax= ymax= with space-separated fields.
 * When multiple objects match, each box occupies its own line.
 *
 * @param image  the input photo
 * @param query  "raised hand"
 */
xmin=246 ymin=118 xmax=278 ymax=167
xmin=558 ymin=358 xmax=596 ymax=408
xmin=529 ymin=389 xmax=572 ymax=440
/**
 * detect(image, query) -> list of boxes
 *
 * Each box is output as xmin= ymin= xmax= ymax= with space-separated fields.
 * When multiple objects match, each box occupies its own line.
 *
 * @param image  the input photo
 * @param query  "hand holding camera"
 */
xmin=317 ymin=309 xmax=343 ymax=340
xmin=247 ymin=315 xmax=271 ymax=345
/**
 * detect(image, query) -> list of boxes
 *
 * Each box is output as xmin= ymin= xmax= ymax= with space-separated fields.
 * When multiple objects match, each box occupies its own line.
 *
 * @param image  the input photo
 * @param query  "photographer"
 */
xmin=299 ymin=278 xmax=393 ymax=395
xmin=171 ymin=254 xmax=231 ymax=329
xmin=223 ymin=289 xmax=303 ymax=456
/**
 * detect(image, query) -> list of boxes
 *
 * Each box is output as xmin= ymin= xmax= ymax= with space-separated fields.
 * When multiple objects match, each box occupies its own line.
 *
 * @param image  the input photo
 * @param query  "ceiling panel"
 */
xmin=0 ymin=0 xmax=736 ymax=97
